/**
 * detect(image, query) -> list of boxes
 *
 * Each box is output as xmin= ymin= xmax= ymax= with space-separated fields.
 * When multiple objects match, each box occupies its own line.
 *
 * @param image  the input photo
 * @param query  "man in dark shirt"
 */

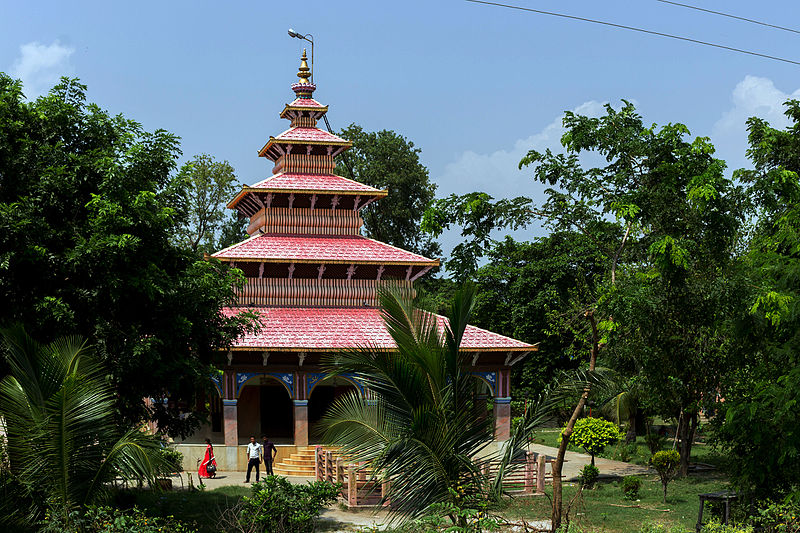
xmin=261 ymin=435 xmax=278 ymax=476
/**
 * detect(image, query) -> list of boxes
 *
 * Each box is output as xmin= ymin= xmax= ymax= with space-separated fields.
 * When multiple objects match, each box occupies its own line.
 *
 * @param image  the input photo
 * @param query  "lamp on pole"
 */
xmin=288 ymin=28 xmax=314 ymax=82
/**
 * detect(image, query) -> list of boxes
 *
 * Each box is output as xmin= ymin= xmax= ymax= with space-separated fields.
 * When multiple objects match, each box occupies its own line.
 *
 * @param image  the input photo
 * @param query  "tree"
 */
xmin=174 ymin=154 xmax=245 ymax=255
xmin=320 ymin=285 xmax=554 ymax=523
xmin=337 ymin=124 xmax=441 ymax=258
xmin=425 ymin=101 xmax=744 ymax=529
xmin=0 ymin=326 xmax=168 ymax=527
xmin=566 ymin=417 xmax=622 ymax=466
xmin=651 ymin=450 xmax=680 ymax=503
xmin=711 ymin=100 xmax=800 ymax=500
xmin=0 ymin=75 xmax=255 ymax=436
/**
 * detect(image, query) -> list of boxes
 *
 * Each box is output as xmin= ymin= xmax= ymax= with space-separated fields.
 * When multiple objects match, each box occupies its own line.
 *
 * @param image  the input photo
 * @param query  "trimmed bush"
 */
xmin=579 ymin=464 xmax=600 ymax=489
xmin=621 ymin=475 xmax=642 ymax=500
xmin=563 ymin=417 xmax=622 ymax=465
xmin=651 ymin=450 xmax=680 ymax=503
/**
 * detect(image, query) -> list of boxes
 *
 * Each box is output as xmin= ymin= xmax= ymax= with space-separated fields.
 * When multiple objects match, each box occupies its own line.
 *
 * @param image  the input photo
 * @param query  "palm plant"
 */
xmin=320 ymin=285 xmax=557 ymax=522
xmin=0 ymin=325 xmax=167 ymax=526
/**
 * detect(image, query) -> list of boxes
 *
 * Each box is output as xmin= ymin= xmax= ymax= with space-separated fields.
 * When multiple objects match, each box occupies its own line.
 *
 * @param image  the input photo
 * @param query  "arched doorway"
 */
xmin=238 ymin=376 xmax=294 ymax=444
xmin=307 ymin=376 xmax=359 ymax=444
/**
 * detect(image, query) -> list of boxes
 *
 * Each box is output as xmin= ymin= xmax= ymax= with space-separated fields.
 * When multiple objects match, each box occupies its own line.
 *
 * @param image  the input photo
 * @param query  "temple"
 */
xmin=179 ymin=51 xmax=536 ymax=471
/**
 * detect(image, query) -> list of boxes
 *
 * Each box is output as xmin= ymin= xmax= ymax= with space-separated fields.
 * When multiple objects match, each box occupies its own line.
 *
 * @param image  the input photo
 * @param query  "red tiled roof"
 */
xmin=223 ymin=307 xmax=535 ymax=352
xmin=212 ymin=234 xmax=438 ymax=265
xmin=250 ymin=173 xmax=385 ymax=194
xmin=287 ymin=98 xmax=325 ymax=108
xmin=273 ymin=127 xmax=349 ymax=144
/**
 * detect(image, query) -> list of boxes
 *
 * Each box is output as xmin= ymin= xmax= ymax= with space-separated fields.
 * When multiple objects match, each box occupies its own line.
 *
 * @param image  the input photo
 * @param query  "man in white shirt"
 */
xmin=245 ymin=435 xmax=262 ymax=483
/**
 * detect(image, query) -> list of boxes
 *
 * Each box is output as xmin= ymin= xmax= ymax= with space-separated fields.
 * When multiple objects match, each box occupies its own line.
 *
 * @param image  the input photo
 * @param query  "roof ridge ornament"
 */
xmin=297 ymin=49 xmax=311 ymax=84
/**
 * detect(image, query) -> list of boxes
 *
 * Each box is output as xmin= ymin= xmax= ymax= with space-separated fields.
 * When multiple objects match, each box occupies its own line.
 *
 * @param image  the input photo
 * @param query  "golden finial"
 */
xmin=297 ymin=49 xmax=311 ymax=84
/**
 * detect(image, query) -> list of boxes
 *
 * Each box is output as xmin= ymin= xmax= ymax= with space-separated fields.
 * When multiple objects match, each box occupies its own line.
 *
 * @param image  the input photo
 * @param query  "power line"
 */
xmin=465 ymin=0 xmax=800 ymax=66
xmin=656 ymin=0 xmax=800 ymax=36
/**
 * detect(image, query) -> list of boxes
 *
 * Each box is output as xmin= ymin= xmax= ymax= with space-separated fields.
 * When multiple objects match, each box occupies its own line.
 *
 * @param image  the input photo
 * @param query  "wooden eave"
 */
xmin=226 ymin=187 xmax=388 ymax=210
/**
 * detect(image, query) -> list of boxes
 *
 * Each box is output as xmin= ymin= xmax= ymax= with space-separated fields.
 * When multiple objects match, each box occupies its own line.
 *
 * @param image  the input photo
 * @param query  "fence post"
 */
xmin=325 ymin=451 xmax=333 ymax=482
xmin=314 ymin=446 xmax=322 ymax=481
xmin=536 ymin=455 xmax=546 ymax=493
xmin=524 ymin=451 xmax=535 ymax=495
xmin=347 ymin=465 xmax=358 ymax=507
xmin=382 ymin=477 xmax=391 ymax=507
xmin=336 ymin=457 xmax=344 ymax=485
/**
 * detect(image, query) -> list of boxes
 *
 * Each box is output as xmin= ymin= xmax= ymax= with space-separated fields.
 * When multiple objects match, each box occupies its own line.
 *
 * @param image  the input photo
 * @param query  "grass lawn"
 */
xmin=115 ymin=485 xmax=250 ymax=533
xmin=500 ymin=472 xmax=731 ymax=532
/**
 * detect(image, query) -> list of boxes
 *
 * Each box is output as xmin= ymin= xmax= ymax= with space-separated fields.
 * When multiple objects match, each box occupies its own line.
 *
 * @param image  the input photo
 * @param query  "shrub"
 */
xmin=157 ymin=446 xmax=184 ymax=475
xmin=579 ymin=464 xmax=599 ymax=489
xmin=638 ymin=522 xmax=685 ymax=533
xmin=621 ymin=475 xmax=642 ymax=500
xmin=42 ymin=505 xmax=197 ymax=532
xmin=753 ymin=499 xmax=800 ymax=532
xmin=233 ymin=476 xmax=341 ymax=533
xmin=651 ymin=450 xmax=680 ymax=503
xmin=700 ymin=520 xmax=753 ymax=533
xmin=564 ymin=417 xmax=622 ymax=465
xmin=645 ymin=431 xmax=666 ymax=455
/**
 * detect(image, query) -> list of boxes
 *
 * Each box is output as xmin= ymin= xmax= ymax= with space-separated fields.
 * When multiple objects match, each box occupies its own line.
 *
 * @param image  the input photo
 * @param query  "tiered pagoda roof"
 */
xmin=217 ymin=50 xmax=535 ymax=355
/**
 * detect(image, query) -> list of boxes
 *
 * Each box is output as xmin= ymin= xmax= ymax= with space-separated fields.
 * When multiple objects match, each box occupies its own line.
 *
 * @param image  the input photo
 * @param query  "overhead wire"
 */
xmin=464 ymin=0 xmax=800 ymax=66
xmin=655 ymin=0 xmax=800 ymax=36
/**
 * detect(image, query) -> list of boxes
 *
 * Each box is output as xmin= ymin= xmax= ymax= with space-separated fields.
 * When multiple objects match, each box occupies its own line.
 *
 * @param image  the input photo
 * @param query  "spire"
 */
xmin=297 ymin=49 xmax=311 ymax=84
xmin=291 ymin=49 xmax=316 ymax=98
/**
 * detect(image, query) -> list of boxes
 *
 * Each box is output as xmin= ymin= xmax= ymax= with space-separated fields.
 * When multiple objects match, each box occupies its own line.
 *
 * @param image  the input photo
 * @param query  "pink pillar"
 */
xmin=494 ymin=397 xmax=511 ymax=441
xmin=223 ymin=399 xmax=238 ymax=446
xmin=294 ymin=400 xmax=309 ymax=446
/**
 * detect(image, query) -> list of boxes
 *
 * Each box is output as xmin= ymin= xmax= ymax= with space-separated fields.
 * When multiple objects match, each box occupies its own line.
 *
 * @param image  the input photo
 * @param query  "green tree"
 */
xmin=651 ymin=450 xmax=680 ymax=503
xmin=337 ymin=124 xmax=441 ymax=258
xmin=0 ymin=75 xmax=255 ymax=436
xmin=712 ymin=100 xmax=800 ymax=500
xmin=0 ymin=326 xmax=168 ymax=527
xmin=564 ymin=417 xmax=621 ymax=466
xmin=320 ymin=286 xmax=554 ymax=523
xmin=175 ymin=153 xmax=245 ymax=255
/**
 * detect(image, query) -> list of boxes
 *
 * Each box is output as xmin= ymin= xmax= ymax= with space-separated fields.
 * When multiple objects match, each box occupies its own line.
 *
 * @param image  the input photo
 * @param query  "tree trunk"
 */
xmin=625 ymin=411 xmax=637 ymax=444
xmin=677 ymin=410 xmax=698 ymax=477
xmin=551 ymin=311 xmax=599 ymax=532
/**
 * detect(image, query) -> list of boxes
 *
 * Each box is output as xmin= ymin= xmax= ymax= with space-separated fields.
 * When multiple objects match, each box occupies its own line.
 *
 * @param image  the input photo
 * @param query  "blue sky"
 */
xmin=3 ymin=0 xmax=800 ymax=252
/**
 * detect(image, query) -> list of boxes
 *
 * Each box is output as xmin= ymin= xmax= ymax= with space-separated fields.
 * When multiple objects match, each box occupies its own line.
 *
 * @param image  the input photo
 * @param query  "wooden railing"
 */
xmin=315 ymin=446 xmax=557 ymax=507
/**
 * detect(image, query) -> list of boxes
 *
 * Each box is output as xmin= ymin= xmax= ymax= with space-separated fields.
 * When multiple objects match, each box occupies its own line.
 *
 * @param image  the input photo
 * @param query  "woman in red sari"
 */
xmin=198 ymin=438 xmax=217 ymax=478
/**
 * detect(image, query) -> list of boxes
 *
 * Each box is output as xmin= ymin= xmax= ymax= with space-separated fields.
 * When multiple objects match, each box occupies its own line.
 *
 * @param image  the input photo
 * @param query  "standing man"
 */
xmin=245 ymin=435 xmax=262 ymax=483
xmin=262 ymin=435 xmax=278 ymax=476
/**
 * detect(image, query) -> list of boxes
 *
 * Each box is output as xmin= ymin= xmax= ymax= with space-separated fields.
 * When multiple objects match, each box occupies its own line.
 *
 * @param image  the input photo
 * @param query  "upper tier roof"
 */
xmin=212 ymin=234 xmax=439 ymax=265
xmin=227 ymin=173 xmax=387 ymax=211
xmin=223 ymin=306 xmax=536 ymax=352
xmin=250 ymin=173 xmax=386 ymax=194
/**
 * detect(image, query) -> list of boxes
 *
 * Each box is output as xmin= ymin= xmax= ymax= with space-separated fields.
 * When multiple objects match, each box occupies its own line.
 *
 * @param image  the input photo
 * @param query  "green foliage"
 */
xmin=700 ymin=521 xmax=754 ymax=533
xmin=337 ymin=124 xmax=440 ymax=258
xmin=320 ymin=285 xmax=559 ymax=522
xmin=621 ymin=475 xmax=642 ymax=500
xmin=405 ymin=497 xmax=500 ymax=532
xmin=564 ymin=417 xmax=621 ymax=463
xmin=0 ymin=74 xmax=255 ymax=436
xmin=753 ymin=499 xmax=800 ymax=532
xmin=174 ymin=153 xmax=244 ymax=255
xmin=712 ymin=99 xmax=800 ymax=500
xmin=579 ymin=464 xmax=600 ymax=489
xmin=637 ymin=522 xmax=686 ymax=533
xmin=42 ymin=505 xmax=197 ymax=533
xmin=157 ymin=446 xmax=184 ymax=475
xmin=651 ymin=450 xmax=680 ymax=503
xmin=236 ymin=477 xmax=340 ymax=533
xmin=0 ymin=326 xmax=169 ymax=526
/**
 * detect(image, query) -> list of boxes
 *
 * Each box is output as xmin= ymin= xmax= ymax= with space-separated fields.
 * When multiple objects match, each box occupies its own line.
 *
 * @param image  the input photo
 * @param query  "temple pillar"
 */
xmin=223 ymin=399 xmax=238 ymax=446
xmin=294 ymin=400 xmax=309 ymax=446
xmin=494 ymin=397 xmax=511 ymax=441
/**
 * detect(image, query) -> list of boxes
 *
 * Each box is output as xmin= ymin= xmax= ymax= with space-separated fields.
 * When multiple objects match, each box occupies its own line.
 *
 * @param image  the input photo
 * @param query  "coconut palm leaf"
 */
xmin=0 ymin=326 xmax=167 ymax=524
xmin=320 ymin=285 xmax=537 ymax=521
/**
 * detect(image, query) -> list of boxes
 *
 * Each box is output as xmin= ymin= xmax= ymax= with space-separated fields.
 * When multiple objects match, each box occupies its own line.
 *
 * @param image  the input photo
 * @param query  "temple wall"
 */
xmin=247 ymin=207 xmax=363 ymax=236
xmin=237 ymin=278 xmax=415 ymax=307
xmin=176 ymin=444 xmax=299 ymax=473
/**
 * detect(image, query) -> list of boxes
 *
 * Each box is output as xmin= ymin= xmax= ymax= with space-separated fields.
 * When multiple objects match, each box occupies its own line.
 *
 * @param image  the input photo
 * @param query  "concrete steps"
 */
xmin=273 ymin=446 xmax=344 ymax=477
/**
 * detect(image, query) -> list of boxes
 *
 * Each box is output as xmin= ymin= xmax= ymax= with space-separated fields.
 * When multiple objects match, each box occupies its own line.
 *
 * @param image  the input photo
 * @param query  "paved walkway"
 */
xmin=524 ymin=443 xmax=650 ymax=481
